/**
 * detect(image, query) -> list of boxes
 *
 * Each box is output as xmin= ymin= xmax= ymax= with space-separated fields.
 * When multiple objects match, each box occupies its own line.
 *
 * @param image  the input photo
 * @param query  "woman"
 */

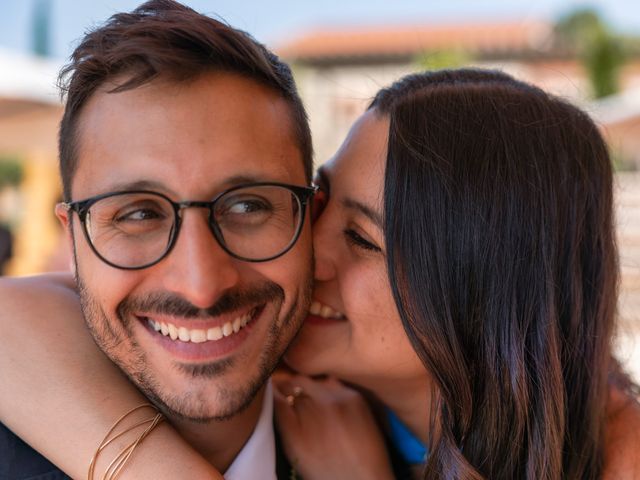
xmin=275 ymin=68 xmax=640 ymax=479
xmin=0 ymin=69 xmax=638 ymax=479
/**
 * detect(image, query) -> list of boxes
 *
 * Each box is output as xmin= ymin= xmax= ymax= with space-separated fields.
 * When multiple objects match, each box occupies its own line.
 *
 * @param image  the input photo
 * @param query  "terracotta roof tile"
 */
xmin=277 ymin=20 xmax=552 ymax=61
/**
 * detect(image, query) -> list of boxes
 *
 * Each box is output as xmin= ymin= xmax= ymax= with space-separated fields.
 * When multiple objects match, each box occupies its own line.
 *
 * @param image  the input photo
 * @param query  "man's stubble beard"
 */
xmin=73 ymin=250 xmax=313 ymax=424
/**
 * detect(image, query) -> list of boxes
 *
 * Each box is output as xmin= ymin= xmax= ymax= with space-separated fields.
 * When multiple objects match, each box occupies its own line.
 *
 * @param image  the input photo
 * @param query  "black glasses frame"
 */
xmin=62 ymin=182 xmax=318 ymax=270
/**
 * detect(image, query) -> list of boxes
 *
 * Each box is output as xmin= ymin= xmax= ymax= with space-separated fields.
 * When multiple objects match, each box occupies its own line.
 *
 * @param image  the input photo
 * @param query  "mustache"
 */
xmin=117 ymin=282 xmax=284 ymax=320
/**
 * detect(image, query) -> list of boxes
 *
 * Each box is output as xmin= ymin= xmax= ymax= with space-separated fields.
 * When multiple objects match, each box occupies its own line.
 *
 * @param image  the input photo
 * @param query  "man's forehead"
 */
xmin=72 ymin=155 xmax=304 ymax=200
xmin=78 ymin=72 xmax=295 ymax=136
xmin=71 ymin=72 xmax=305 ymax=199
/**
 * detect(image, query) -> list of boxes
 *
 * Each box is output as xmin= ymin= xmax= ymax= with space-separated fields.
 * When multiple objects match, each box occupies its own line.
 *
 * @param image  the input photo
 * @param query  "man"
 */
xmin=0 ymin=1 xmax=315 ymax=478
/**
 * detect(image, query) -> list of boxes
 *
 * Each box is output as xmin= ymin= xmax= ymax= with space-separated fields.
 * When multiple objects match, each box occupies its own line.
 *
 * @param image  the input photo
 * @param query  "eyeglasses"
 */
xmin=62 ymin=182 xmax=318 ymax=270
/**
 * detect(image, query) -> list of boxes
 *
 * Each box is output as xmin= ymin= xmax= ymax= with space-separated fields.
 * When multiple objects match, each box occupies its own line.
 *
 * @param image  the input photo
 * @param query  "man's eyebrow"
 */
xmin=342 ymin=197 xmax=382 ymax=228
xmin=97 ymin=174 xmax=272 ymax=197
xmin=222 ymin=174 xmax=270 ymax=186
xmin=104 ymin=179 xmax=169 ymax=193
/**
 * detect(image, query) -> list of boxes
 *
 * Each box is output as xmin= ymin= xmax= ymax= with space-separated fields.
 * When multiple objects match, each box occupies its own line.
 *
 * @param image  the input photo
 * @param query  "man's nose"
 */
xmin=160 ymin=210 xmax=241 ymax=308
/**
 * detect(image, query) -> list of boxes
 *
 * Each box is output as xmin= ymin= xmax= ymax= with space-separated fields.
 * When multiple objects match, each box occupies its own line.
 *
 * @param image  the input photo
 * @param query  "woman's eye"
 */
xmin=344 ymin=228 xmax=381 ymax=253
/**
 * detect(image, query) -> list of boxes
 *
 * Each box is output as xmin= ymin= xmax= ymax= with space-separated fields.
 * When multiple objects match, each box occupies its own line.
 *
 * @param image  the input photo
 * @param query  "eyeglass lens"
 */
xmin=83 ymin=185 xmax=303 ymax=268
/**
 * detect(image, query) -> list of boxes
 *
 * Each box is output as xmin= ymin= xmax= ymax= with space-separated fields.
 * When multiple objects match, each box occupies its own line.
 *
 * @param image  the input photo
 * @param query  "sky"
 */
xmin=0 ymin=0 xmax=639 ymax=60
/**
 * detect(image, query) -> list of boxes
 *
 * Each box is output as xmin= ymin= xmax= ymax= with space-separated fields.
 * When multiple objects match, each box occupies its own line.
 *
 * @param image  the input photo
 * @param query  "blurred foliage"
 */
xmin=555 ymin=8 xmax=626 ymax=99
xmin=611 ymin=149 xmax=638 ymax=172
xmin=586 ymin=32 xmax=626 ymax=98
xmin=555 ymin=9 xmax=605 ymax=45
xmin=0 ymin=156 xmax=25 ymax=188
xmin=415 ymin=50 xmax=473 ymax=71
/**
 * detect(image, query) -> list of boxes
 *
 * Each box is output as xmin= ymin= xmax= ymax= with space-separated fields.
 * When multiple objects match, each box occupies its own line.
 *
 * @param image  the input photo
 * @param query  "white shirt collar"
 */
xmin=223 ymin=381 xmax=277 ymax=480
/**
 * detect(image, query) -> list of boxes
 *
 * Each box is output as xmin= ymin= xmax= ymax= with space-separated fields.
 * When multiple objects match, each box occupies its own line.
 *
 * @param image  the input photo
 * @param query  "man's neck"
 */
xmin=167 ymin=386 xmax=266 ymax=472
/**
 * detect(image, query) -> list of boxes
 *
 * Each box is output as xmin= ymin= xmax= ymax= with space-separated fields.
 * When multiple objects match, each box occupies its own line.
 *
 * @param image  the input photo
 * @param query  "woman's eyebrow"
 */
xmin=342 ymin=197 xmax=382 ymax=228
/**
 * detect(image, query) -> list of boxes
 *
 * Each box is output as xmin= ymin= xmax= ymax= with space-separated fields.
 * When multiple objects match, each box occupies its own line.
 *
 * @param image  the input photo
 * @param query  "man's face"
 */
xmin=57 ymin=72 xmax=313 ymax=421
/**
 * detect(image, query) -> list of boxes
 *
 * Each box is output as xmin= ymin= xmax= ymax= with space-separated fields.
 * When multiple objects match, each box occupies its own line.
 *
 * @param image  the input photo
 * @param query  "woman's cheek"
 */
xmin=311 ymin=190 xmax=328 ymax=224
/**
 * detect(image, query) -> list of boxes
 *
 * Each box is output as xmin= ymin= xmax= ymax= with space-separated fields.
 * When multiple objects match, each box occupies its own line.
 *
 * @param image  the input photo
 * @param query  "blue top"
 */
xmin=386 ymin=408 xmax=428 ymax=465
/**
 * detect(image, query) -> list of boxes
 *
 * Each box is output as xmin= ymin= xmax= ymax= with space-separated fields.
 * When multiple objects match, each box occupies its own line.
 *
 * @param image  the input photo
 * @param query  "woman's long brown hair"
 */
xmin=371 ymin=69 xmax=618 ymax=479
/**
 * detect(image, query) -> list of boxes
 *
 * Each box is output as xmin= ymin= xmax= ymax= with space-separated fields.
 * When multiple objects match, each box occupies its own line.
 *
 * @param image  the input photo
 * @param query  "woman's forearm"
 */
xmin=0 ymin=274 xmax=221 ymax=479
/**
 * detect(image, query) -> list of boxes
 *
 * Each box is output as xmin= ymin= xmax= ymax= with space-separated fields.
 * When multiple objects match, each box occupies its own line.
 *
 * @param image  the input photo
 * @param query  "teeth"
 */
xmin=207 ymin=326 xmax=223 ymax=341
xmin=190 ymin=329 xmax=207 ymax=344
xmin=168 ymin=324 xmax=178 ymax=340
xmin=148 ymin=311 xmax=254 ymax=343
xmin=222 ymin=322 xmax=233 ymax=337
xmin=310 ymin=300 xmax=345 ymax=319
xmin=178 ymin=327 xmax=190 ymax=342
xmin=320 ymin=305 xmax=333 ymax=317
xmin=309 ymin=301 xmax=321 ymax=315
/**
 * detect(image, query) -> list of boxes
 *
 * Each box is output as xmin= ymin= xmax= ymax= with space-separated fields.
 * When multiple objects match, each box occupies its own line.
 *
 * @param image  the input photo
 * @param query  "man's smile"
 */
xmin=143 ymin=306 xmax=259 ymax=343
xmin=136 ymin=305 xmax=267 ymax=362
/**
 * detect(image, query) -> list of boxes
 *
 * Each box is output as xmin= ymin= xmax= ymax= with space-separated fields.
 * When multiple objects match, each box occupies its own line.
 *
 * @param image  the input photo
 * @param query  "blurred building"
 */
xmin=592 ymin=87 xmax=640 ymax=168
xmin=614 ymin=172 xmax=640 ymax=380
xmin=0 ymin=48 xmax=63 ymax=274
xmin=277 ymin=19 xmax=640 ymax=166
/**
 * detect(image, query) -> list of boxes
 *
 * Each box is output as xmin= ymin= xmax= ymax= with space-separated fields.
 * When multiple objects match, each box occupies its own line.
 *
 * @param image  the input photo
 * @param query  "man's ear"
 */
xmin=54 ymin=203 xmax=76 ymax=272
xmin=54 ymin=202 xmax=71 ymax=229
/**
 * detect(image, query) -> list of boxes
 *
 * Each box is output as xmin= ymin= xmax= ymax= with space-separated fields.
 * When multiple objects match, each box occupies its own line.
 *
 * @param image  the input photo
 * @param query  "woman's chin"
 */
xmin=283 ymin=314 xmax=352 ymax=376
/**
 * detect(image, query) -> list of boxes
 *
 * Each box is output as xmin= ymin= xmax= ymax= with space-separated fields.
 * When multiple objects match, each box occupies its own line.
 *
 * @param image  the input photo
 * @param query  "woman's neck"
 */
xmin=365 ymin=375 xmax=433 ymax=446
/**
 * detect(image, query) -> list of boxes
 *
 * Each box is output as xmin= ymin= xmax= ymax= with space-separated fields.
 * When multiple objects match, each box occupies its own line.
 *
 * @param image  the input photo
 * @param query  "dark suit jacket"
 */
xmin=0 ymin=423 xmax=70 ymax=480
xmin=0 ymin=421 xmax=294 ymax=480
xmin=0 ymin=420 xmax=409 ymax=480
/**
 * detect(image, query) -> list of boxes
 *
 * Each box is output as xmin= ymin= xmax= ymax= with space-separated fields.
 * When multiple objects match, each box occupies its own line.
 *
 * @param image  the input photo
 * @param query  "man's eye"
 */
xmin=344 ymin=228 xmax=381 ymax=252
xmin=115 ymin=208 xmax=164 ymax=222
xmin=216 ymin=196 xmax=276 ymax=228
xmin=226 ymin=199 xmax=271 ymax=214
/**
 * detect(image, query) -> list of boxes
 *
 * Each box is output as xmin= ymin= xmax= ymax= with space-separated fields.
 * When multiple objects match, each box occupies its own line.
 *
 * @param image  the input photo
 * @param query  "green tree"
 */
xmin=415 ymin=49 xmax=473 ymax=72
xmin=555 ymin=8 xmax=626 ymax=99
xmin=0 ymin=157 xmax=24 ymax=188
xmin=555 ymin=9 xmax=605 ymax=46
xmin=586 ymin=30 xmax=625 ymax=98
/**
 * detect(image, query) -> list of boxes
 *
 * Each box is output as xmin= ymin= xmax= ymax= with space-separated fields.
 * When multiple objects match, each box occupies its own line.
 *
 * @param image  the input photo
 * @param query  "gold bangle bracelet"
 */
xmin=88 ymin=403 xmax=164 ymax=480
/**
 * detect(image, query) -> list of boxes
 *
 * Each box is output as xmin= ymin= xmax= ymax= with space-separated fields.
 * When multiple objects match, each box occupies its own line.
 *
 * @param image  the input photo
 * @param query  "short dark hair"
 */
xmin=371 ymin=69 xmax=618 ymax=479
xmin=58 ymin=0 xmax=312 ymax=200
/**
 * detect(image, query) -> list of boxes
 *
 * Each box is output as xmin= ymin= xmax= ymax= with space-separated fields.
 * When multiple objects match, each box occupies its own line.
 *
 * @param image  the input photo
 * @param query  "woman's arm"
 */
xmin=0 ymin=273 xmax=221 ymax=479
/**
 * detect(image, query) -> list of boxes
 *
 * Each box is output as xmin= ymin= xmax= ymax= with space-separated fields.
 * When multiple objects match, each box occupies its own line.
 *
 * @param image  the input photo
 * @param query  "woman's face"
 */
xmin=285 ymin=109 xmax=425 ymax=389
